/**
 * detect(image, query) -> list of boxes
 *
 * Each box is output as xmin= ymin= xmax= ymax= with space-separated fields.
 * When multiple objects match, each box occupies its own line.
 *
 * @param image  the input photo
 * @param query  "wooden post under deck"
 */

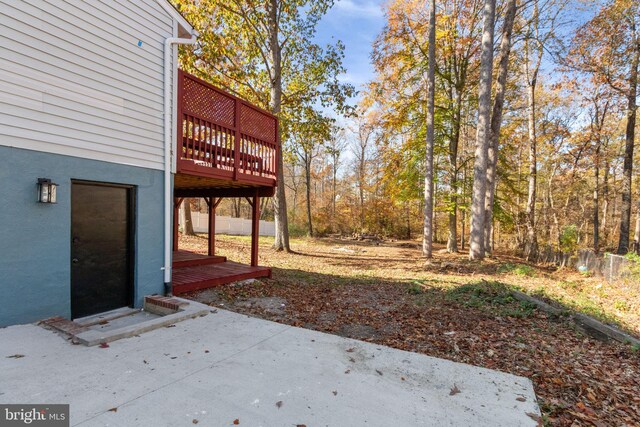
xmin=173 ymin=198 xmax=184 ymax=252
xmin=208 ymin=197 xmax=215 ymax=256
xmin=206 ymin=197 xmax=222 ymax=256
xmin=251 ymin=191 xmax=260 ymax=267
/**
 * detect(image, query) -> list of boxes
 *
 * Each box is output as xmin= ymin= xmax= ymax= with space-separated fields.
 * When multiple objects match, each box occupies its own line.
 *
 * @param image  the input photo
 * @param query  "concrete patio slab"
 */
xmin=0 ymin=303 xmax=540 ymax=426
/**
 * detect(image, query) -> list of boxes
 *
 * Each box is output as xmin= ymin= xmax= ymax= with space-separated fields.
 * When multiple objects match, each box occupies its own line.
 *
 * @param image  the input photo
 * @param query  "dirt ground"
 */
xmin=179 ymin=234 xmax=640 ymax=426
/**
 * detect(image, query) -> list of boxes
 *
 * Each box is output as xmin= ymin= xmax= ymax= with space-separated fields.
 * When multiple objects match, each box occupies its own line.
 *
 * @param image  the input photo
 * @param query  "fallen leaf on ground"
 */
xmin=108 ymin=408 xmax=117 ymax=412
xmin=332 ymin=391 xmax=338 ymax=396
xmin=99 ymin=343 xmax=109 ymax=348
xmin=6 ymin=354 xmax=25 ymax=359
xmin=516 ymin=397 xmax=526 ymax=402
xmin=233 ymin=419 xmax=239 ymax=425
xmin=192 ymin=419 xmax=198 ymax=424
xmin=181 ymin=234 xmax=640 ymax=425
xmin=449 ymin=385 xmax=461 ymax=396
xmin=275 ymin=401 xmax=283 ymax=409
xmin=526 ymin=412 xmax=542 ymax=425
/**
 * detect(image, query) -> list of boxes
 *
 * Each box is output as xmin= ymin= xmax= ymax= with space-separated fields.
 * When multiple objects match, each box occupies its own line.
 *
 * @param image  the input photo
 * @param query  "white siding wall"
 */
xmin=0 ymin=0 xmax=177 ymax=170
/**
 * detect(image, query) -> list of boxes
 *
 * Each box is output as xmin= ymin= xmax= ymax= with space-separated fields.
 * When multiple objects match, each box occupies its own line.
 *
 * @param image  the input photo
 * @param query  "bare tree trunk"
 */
xmin=231 ymin=198 xmax=241 ymax=218
xmin=634 ymin=199 xmax=640 ymax=253
xmin=617 ymin=24 xmax=638 ymax=254
xmin=523 ymin=34 xmax=540 ymax=261
xmin=446 ymin=91 xmax=463 ymax=252
xmin=406 ymin=201 xmax=412 ymax=239
xmin=268 ymin=0 xmax=290 ymax=252
xmin=359 ymin=162 xmax=365 ymax=231
xmin=291 ymin=190 xmax=297 ymax=224
xmin=602 ymin=154 xmax=610 ymax=248
xmin=484 ymin=0 xmax=517 ymax=255
xmin=423 ymin=0 xmax=436 ymax=258
xmin=612 ymin=167 xmax=619 ymax=241
xmin=332 ymin=152 xmax=338 ymax=232
xmin=469 ymin=0 xmax=496 ymax=260
xmin=461 ymin=162 xmax=467 ymax=250
xmin=447 ymin=153 xmax=458 ymax=252
xmin=260 ymin=197 xmax=268 ymax=220
xmin=524 ymin=84 xmax=538 ymax=259
xmin=549 ymin=177 xmax=561 ymax=248
xmin=515 ymin=143 xmax=523 ymax=246
xmin=304 ymin=152 xmax=313 ymax=237
xmin=183 ymin=199 xmax=196 ymax=236
xmin=461 ymin=208 xmax=466 ymax=250
xmin=593 ymin=143 xmax=600 ymax=253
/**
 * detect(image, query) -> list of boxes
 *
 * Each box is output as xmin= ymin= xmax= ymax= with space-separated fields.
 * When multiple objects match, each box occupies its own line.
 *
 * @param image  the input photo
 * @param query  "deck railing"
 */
xmin=177 ymin=70 xmax=279 ymax=184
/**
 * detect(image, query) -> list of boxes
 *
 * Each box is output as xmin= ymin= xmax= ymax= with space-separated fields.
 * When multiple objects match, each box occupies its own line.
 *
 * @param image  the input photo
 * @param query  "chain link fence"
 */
xmin=601 ymin=253 xmax=635 ymax=283
xmin=535 ymin=245 xmax=638 ymax=283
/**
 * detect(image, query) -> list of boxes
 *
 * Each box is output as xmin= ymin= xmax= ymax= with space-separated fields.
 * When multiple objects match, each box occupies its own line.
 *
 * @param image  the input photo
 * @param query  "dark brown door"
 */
xmin=71 ymin=182 xmax=134 ymax=319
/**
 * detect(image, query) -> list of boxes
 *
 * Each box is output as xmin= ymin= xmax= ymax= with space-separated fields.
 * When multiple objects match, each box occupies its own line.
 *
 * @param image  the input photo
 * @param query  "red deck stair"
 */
xmin=173 ymin=250 xmax=226 ymax=268
xmin=172 ymin=261 xmax=271 ymax=295
xmin=172 ymin=250 xmax=271 ymax=295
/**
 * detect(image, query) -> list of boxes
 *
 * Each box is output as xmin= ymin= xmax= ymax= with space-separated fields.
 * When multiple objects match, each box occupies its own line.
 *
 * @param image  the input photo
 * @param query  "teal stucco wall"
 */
xmin=0 ymin=146 xmax=166 ymax=326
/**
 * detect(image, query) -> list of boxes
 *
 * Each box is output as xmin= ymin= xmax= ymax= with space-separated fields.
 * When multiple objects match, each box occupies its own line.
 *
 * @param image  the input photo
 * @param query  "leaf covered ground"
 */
xmin=179 ymin=234 xmax=640 ymax=426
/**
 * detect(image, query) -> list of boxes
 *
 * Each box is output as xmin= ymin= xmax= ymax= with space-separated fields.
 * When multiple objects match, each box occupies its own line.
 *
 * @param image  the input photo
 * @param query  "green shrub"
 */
xmin=559 ymin=225 xmax=579 ymax=253
xmin=614 ymin=300 xmax=630 ymax=312
xmin=624 ymin=252 xmax=640 ymax=262
xmin=514 ymin=264 xmax=535 ymax=276
xmin=497 ymin=262 xmax=515 ymax=273
xmin=446 ymin=281 xmax=535 ymax=318
xmin=288 ymin=222 xmax=311 ymax=238
xmin=497 ymin=262 xmax=535 ymax=276
xmin=407 ymin=282 xmax=425 ymax=295
xmin=622 ymin=252 xmax=640 ymax=279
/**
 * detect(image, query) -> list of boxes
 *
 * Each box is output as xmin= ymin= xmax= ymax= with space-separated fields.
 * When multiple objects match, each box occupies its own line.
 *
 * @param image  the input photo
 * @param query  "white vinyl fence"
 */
xmin=180 ymin=211 xmax=275 ymax=237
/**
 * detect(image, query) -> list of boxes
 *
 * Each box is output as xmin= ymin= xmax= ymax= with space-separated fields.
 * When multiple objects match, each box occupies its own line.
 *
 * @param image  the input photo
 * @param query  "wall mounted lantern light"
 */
xmin=37 ymin=178 xmax=58 ymax=204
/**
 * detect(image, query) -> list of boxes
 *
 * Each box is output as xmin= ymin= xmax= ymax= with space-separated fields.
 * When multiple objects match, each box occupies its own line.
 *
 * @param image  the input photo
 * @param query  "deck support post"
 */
xmin=173 ymin=198 xmax=184 ymax=252
xmin=250 ymin=190 xmax=260 ymax=267
xmin=207 ymin=197 xmax=215 ymax=256
xmin=205 ymin=197 xmax=222 ymax=256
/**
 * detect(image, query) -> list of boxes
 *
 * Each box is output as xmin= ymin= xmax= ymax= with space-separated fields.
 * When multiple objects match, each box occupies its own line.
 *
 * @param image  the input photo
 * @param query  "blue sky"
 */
xmin=312 ymin=0 xmax=600 ymax=107
xmin=315 ymin=0 xmax=386 ymax=94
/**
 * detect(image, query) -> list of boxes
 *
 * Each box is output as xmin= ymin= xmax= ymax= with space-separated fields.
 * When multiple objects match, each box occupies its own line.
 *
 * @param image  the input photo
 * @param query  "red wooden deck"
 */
xmin=173 ymin=250 xmax=226 ymax=268
xmin=171 ymin=73 xmax=276 ymax=294
xmin=176 ymin=70 xmax=279 ymax=190
xmin=172 ymin=261 xmax=271 ymax=295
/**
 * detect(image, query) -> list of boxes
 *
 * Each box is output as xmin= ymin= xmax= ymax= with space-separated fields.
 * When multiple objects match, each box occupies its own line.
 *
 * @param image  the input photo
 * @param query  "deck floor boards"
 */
xmin=173 ymin=260 xmax=271 ymax=295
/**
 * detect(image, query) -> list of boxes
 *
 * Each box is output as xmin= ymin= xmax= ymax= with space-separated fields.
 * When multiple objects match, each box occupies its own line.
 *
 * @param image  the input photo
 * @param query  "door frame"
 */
xmin=70 ymin=180 xmax=136 ymax=318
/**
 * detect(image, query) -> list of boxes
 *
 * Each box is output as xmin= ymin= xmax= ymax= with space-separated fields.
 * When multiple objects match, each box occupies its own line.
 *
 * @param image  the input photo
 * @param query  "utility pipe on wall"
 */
xmin=163 ymin=33 xmax=196 ymax=295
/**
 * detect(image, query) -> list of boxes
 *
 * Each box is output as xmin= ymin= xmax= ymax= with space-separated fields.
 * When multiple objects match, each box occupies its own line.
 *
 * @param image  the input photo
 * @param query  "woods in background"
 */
xmin=173 ymin=0 xmax=640 ymax=259
xmin=353 ymin=0 xmax=640 ymax=259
